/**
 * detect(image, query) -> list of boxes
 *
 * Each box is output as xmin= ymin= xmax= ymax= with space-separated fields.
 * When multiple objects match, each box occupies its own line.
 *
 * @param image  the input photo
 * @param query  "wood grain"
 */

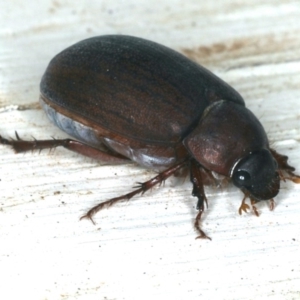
xmin=1 ymin=1 xmax=300 ymax=299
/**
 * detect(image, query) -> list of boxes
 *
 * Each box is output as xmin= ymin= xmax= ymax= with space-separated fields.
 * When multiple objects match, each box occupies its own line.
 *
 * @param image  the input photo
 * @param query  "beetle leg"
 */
xmin=80 ymin=159 xmax=189 ymax=224
xmin=0 ymin=131 xmax=129 ymax=164
xmin=270 ymin=148 xmax=300 ymax=183
xmin=269 ymin=198 xmax=275 ymax=211
xmin=238 ymin=195 xmax=260 ymax=216
xmin=238 ymin=194 xmax=275 ymax=216
xmin=250 ymin=198 xmax=260 ymax=217
xmin=190 ymin=160 xmax=211 ymax=240
xmin=238 ymin=194 xmax=251 ymax=215
xmin=249 ymin=198 xmax=275 ymax=215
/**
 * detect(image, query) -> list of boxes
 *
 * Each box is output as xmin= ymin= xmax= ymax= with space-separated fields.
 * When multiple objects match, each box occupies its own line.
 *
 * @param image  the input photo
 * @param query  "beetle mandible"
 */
xmin=1 ymin=35 xmax=299 ymax=239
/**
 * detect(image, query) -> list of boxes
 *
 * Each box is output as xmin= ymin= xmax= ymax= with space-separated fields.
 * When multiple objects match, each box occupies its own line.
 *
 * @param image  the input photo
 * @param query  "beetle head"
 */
xmin=231 ymin=149 xmax=279 ymax=200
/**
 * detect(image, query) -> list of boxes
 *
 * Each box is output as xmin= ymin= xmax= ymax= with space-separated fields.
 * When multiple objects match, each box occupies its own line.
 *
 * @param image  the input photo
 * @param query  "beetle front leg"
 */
xmin=0 ymin=131 xmax=129 ymax=164
xmin=270 ymin=148 xmax=300 ymax=183
xmin=190 ymin=160 xmax=211 ymax=240
xmin=238 ymin=193 xmax=275 ymax=216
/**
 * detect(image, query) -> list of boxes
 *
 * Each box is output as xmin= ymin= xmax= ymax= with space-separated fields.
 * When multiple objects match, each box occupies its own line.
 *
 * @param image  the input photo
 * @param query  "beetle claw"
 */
xmin=287 ymin=173 xmax=300 ymax=184
xmin=238 ymin=195 xmax=251 ymax=215
xmin=238 ymin=203 xmax=250 ymax=215
xmin=80 ymin=213 xmax=96 ymax=225
xmin=269 ymin=198 xmax=275 ymax=211
xmin=239 ymin=195 xmax=263 ymax=216
xmin=195 ymin=234 xmax=211 ymax=240
xmin=251 ymin=205 xmax=259 ymax=217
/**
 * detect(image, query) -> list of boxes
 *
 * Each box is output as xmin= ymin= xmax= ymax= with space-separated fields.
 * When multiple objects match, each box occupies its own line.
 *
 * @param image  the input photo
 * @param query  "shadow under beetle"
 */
xmin=1 ymin=35 xmax=300 ymax=239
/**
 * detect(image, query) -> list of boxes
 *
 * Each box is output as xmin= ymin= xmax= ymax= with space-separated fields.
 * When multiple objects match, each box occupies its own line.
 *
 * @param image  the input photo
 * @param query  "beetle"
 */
xmin=1 ymin=35 xmax=299 ymax=239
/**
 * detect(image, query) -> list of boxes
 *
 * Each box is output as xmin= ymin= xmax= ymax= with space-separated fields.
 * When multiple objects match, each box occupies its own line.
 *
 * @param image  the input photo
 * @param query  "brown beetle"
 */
xmin=1 ymin=35 xmax=299 ymax=239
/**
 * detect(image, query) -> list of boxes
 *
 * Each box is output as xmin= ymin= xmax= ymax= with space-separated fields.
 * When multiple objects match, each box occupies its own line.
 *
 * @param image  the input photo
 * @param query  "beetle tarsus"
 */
xmin=269 ymin=198 xmax=275 ymax=211
xmin=80 ymin=214 xmax=96 ymax=225
xmin=194 ymin=210 xmax=211 ymax=240
xmin=239 ymin=195 xmax=260 ymax=216
xmin=1 ymin=133 xmax=130 ymax=163
xmin=239 ymin=195 xmax=275 ymax=216
xmin=282 ymin=170 xmax=300 ymax=184
xmin=271 ymin=148 xmax=300 ymax=183
xmin=238 ymin=195 xmax=251 ymax=215
xmin=250 ymin=198 xmax=260 ymax=217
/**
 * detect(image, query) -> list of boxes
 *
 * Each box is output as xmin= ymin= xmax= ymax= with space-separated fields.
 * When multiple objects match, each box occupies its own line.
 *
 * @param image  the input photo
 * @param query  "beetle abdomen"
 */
xmin=40 ymin=35 xmax=244 ymax=144
xmin=40 ymin=98 xmax=179 ymax=168
xmin=40 ymin=98 xmax=103 ymax=148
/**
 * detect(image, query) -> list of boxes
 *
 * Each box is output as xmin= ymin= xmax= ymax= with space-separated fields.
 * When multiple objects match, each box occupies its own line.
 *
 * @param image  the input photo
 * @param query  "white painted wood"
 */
xmin=1 ymin=1 xmax=300 ymax=299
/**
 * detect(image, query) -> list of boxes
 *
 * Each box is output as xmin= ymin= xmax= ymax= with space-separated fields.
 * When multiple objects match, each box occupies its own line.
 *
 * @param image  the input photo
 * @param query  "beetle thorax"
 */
xmin=183 ymin=101 xmax=269 ymax=176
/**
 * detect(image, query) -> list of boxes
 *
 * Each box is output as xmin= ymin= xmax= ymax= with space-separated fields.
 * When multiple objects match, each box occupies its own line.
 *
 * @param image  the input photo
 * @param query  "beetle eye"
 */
xmin=232 ymin=170 xmax=251 ymax=188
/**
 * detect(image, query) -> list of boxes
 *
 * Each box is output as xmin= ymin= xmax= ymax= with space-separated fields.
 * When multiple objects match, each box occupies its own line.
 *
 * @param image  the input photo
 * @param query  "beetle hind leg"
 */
xmin=80 ymin=160 xmax=189 ymax=224
xmin=190 ymin=159 xmax=212 ymax=240
xmin=0 ymin=131 xmax=129 ymax=164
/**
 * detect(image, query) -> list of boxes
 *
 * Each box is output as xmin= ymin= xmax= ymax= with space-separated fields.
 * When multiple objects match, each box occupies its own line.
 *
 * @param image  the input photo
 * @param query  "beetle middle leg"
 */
xmin=190 ymin=159 xmax=214 ymax=240
xmin=0 ymin=131 xmax=129 ymax=164
xmin=80 ymin=159 xmax=189 ymax=224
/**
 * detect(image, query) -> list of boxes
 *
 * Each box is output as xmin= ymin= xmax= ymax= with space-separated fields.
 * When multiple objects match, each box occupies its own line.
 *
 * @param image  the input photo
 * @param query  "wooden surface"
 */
xmin=1 ymin=1 xmax=300 ymax=299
